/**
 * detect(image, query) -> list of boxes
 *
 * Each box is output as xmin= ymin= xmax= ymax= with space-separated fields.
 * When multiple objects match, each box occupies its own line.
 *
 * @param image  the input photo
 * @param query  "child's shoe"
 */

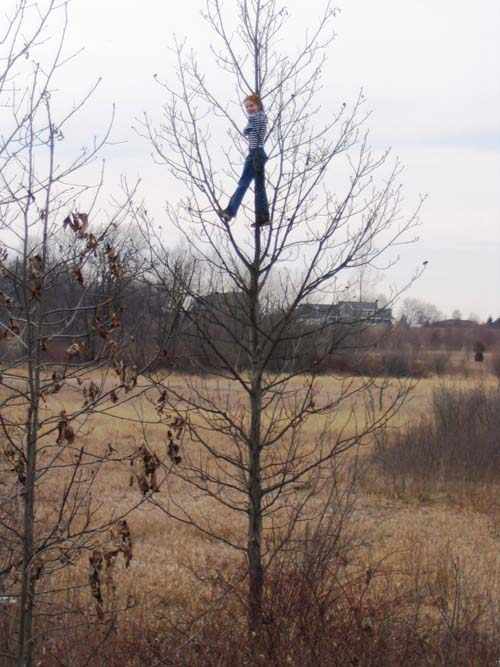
xmin=217 ymin=209 xmax=232 ymax=222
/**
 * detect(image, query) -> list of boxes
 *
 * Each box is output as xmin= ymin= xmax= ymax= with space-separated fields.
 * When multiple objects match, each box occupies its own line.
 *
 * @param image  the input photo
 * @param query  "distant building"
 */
xmin=295 ymin=301 xmax=391 ymax=327
xmin=189 ymin=294 xmax=392 ymax=329
xmin=294 ymin=303 xmax=339 ymax=327
xmin=335 ymin=301 xmax=392 ymax=324
xmin=430 ymin=319 xmax=479 ymax=329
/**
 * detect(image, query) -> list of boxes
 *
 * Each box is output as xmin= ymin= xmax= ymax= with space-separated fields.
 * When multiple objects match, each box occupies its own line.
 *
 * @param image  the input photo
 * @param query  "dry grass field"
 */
xmin=2 ymin=370 xmax=500 ymax=665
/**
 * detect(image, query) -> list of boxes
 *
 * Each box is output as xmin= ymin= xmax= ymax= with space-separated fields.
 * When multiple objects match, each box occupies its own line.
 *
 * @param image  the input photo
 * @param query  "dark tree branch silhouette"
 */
xmin=0 ymin=4 xmax=184 ymax=665
xmin=137 ymin=0 xmax=423 ymax=638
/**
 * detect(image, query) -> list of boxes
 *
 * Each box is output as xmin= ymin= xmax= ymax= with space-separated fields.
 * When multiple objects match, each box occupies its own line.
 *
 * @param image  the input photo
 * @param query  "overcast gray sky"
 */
xmin=15 ymin=0 xmax=500 ymax=319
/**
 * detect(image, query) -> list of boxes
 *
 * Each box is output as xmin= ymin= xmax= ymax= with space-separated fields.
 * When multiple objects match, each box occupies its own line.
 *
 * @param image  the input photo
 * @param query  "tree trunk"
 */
xmin=17 ymin=413 xmax=37 ymax=667
xmin=17 ymin=197 xmax=45 ymax=667
xmin=248 ymin=389 xmax=263 ymax=632
xmin=247 ymin=225 xmax=263 ymax=634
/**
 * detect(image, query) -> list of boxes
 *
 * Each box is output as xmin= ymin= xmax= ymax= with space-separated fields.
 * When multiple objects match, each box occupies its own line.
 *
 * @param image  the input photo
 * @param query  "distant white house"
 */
xmin=295 ymin=301 xmax=392 ymax=326
xmin=188 ymin=293 xmax=392 ymax=327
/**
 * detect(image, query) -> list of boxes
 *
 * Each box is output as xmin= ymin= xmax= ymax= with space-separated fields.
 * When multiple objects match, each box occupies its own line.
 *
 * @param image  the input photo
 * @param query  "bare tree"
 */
xmin=0 ymin=4 xmax=183 ymax=666
xmin=400 ymin=297 xmax=443 ymax=327
xmin=347 ymin=265 xmax=385 ymax=303
xmin=137 ymin=0 xmax=422 ymax=640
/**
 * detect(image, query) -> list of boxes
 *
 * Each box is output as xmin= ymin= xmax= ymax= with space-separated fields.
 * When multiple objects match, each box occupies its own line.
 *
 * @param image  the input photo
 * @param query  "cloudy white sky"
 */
xmin=8 ymin=0 xmax=500 ymax=319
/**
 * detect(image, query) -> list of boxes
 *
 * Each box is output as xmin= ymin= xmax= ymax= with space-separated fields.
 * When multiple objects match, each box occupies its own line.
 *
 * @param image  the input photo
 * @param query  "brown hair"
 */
xmin=244 ymin=94 xmax=264 ymax=111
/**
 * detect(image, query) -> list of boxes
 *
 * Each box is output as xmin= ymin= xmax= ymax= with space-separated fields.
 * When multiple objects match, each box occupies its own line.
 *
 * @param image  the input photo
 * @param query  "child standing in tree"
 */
xmin=219 ymin=94 xmax=271 ymax=227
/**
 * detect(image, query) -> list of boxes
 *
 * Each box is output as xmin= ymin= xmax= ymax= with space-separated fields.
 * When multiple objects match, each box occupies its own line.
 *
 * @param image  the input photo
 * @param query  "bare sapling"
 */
xmin=138 ymin=0 xmax=422 ymax=641
xmin=0 ymin=3 xmax=185 ymax=665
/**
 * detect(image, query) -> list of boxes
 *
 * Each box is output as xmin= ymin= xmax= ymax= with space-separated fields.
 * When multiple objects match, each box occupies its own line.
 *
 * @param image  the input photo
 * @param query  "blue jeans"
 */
xmin=226 ymin=148 xmax=269 ymax=223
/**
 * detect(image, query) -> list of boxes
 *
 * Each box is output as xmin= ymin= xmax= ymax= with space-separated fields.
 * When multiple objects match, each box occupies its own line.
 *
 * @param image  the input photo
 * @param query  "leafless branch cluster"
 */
xmin=0 ymin=0 xmax=426 ymax=661
xmin=138 ymin=0 xmax=423 ymax=637
xmin=0 ymin=4 xmax=185 ymax=665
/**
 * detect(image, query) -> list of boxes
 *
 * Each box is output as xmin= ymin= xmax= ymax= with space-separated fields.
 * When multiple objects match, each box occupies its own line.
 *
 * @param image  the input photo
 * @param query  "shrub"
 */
xmin=430 ymin=351 xmax=451 ymax=376
xmin=21 ymin=482 xmax=500 ymax=667
xmin=107 ymin=545 xmax=500 ymax=667
xmin=473 ymin=340 xmax=486 ymax=354
xmin=381 ymin=348 xmax=421 ymax=377
xmin=371 ymin=384 xmax=500 ymax=502
xmin=320 ymin=348 xmax=429 ymax=379
xmin=491 ymin=353 xmax=500 ymax=378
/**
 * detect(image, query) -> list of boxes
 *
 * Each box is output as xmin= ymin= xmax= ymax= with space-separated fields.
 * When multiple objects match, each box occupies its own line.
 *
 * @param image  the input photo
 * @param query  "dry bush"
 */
xmin=4 ymin=376 xmax=499 ymax=667
xmin=157 ymin=326 xmax=499 ymax=379
xmin=380 ymin=348 xmax=426 ymax=378
xmin=22 ymin=493 xmax=500 ymax=667
xmin=38 ymin=549 xmax=499 ymax=666
xmin=490 ymin=353 xmax=500 ymax=379
xmin=315 ymin=337 xmax=458 ymax=379
xmin=370 ymin=383 xmax=500 ymax=504
xmin=427 ymin=351 xmax=452 ymax=376
xmin=318 ymin=348 xmax=428 ymax=379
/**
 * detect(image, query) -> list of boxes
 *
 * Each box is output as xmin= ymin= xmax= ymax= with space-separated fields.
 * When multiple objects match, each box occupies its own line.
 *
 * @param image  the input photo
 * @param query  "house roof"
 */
xmin=296 ymin=303 xmax=339 ymax=314
xmin=296 ymin=301 xmax=392 ymax=321
xmin=430 ymin=319 xmax=479 ymax=329
xmin=337 ymin=301 xmax=378 ymax=310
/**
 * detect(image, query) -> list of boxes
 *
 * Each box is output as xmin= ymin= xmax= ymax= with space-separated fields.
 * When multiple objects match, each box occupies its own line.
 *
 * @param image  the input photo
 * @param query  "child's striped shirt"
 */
xmin=244 ymin=110 xmax=267 ymax=149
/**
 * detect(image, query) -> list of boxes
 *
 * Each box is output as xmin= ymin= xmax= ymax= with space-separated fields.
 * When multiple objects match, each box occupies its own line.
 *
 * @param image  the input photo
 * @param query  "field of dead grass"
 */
xmin=2 ymin=371 xmax=500 ymax=665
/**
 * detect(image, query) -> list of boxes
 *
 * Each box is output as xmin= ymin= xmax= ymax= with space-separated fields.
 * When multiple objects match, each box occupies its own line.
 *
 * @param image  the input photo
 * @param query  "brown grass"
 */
xmin=2 ymin=373 xmax=500 ymax=665
xmin=369 ymin=382 xmax=500 ymax=510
